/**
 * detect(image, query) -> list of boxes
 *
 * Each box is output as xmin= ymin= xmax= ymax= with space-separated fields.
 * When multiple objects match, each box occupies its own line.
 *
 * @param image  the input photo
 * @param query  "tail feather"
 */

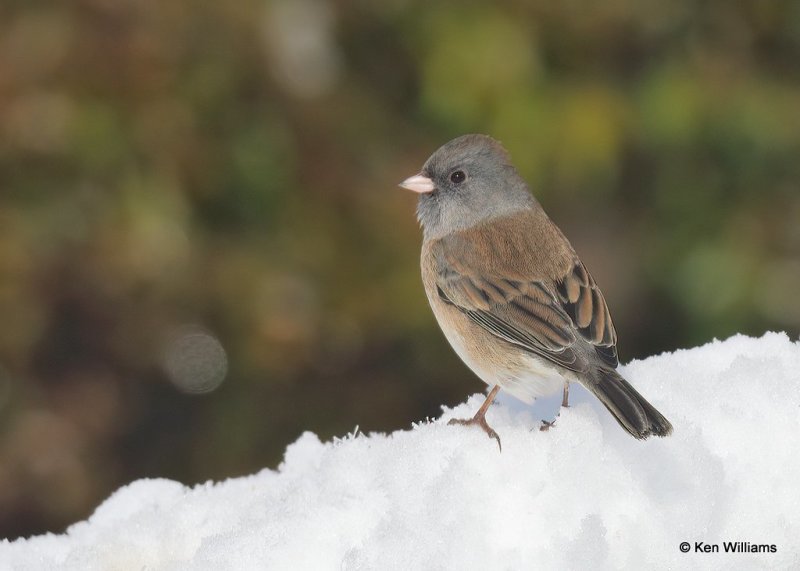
xmin=590 ymin=368 xmax=673 ymax=439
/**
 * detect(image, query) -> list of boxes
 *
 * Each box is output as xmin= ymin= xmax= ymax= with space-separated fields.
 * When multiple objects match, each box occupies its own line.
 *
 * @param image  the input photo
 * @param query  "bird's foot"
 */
xmin=448 ymin=416 xmax=502 ymax=451
xmin=539 ymin=418 xmax=557 ymax=432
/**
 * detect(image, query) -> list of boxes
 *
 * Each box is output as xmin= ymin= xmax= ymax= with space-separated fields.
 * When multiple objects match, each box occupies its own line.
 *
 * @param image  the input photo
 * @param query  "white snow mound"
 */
xmin=2 ymin=332 xmax=799 ymax=570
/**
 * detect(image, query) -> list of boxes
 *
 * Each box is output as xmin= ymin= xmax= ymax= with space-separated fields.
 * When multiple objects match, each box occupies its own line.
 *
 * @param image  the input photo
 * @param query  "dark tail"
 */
xmin=589 ymin=368 xmax=673 ymax=439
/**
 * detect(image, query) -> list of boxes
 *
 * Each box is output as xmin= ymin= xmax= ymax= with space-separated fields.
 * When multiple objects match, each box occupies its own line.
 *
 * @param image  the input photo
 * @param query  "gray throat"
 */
xmin=417 ymin=183 xmax=536 ymax=241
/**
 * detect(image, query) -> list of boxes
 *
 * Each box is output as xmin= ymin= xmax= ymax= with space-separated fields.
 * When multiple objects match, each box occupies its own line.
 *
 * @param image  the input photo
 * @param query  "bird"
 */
xmin=399 ymin=134 xmax=672 ymax=450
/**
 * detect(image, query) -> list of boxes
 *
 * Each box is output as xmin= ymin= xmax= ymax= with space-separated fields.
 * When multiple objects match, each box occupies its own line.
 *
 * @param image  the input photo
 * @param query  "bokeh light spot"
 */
xmin=265 ymin=0 xmax=341 ymax=99
xmin=162 ymin=327 xmax=228 ymax=394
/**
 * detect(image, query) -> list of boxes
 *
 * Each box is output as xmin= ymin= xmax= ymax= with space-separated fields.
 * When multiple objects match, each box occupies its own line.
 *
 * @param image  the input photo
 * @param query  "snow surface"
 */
xmin=2 ymin=332 xmax=799 ymax=570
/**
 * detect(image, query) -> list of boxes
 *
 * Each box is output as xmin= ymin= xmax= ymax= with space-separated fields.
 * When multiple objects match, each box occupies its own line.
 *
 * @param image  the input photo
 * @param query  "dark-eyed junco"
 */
xmin=400 ymin=134 xmax=672 ymax=449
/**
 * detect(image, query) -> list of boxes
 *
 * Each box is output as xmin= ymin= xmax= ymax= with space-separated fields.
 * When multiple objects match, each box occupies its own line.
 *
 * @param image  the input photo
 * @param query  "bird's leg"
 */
xmin=448 ymin=385 xmax=502 ymax=451
xmin=541 ymin=381 xmax=570 ymax=432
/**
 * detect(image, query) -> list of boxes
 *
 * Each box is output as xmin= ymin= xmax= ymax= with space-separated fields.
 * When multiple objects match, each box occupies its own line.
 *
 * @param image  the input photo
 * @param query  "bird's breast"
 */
xmin=420 ymin=243 xmax=566 ymax=402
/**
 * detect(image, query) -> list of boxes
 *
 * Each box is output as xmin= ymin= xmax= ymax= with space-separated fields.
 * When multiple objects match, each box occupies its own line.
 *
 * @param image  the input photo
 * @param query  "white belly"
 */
xmin=438 ymin=312 xmax=566 ymax=404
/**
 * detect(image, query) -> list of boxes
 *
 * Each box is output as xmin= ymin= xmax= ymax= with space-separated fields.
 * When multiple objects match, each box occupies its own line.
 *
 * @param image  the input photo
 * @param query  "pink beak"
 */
xmin=399 ymin=173 xmax=435 ymax=194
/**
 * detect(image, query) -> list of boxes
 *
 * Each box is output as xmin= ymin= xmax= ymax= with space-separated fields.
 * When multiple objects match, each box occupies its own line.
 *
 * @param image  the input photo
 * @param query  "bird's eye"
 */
xmin=450 ymin=170 xmax=466 ymax=184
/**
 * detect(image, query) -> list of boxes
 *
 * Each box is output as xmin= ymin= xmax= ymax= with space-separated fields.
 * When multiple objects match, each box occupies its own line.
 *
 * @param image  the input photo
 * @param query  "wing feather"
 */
xmin=435 ymin=241 xmax=618 ymax=371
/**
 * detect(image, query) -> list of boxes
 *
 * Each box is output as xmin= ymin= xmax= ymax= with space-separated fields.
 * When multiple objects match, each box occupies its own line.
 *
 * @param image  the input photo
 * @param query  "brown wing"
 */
xmin=433 ymin=229 xmax=618 ymax=372
xmin=554 ymin=261 xmax=618 ymax=368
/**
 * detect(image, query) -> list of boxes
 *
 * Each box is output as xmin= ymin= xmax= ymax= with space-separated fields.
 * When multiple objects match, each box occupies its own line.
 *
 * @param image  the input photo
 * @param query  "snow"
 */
xmin=2 ymin=332 xmax=799 ymax=570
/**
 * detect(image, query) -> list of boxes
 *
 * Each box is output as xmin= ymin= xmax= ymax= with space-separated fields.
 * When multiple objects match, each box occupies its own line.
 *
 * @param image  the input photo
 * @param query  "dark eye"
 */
xmin=450 ymin=170 xmax=466 ymax=184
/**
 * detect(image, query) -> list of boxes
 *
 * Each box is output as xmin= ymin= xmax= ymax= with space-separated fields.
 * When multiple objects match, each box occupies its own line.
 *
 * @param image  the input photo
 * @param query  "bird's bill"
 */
xmin=399 ymin=173 xmax=435 ymax=194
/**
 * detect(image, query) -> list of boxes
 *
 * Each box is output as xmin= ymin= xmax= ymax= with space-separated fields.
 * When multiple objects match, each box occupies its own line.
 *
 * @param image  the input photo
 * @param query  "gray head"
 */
xmin=400 ymin=134 xmax=535 ymax=240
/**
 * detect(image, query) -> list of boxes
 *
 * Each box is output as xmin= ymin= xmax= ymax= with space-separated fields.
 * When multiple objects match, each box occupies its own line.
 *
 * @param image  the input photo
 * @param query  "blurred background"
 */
xmin=2 ymin=0 xmax=800 ymax=539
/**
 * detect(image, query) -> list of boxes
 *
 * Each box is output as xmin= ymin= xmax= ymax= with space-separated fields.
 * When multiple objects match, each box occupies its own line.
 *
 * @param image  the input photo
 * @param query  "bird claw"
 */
xmin=448 ymin=416 xmax=502 ymax=451
xmin=539 ymin=419 xmax=557 ymax=432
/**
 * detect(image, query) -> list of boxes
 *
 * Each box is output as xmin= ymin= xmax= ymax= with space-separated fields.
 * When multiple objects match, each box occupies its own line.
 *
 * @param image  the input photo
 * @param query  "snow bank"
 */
xmin=2 ymin=333 xmax=799 ymax=570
